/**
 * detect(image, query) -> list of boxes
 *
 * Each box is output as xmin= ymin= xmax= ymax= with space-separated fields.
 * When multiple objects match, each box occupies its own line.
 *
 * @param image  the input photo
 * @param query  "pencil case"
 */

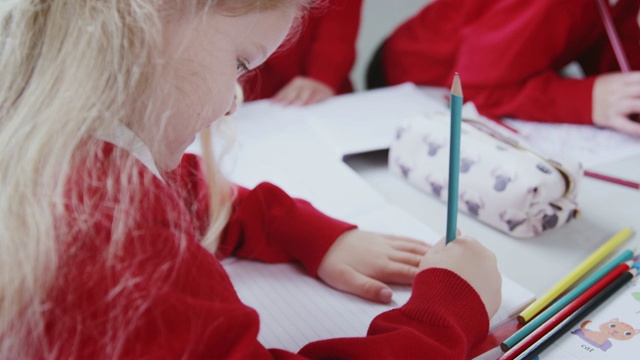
xmin=388 ymin=108 xmax=583 ymax=238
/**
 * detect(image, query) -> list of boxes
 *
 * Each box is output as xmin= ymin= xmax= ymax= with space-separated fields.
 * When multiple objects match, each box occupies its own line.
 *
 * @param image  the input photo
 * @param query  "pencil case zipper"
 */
xmin=462 ymin=118 xmax=576 ymax=198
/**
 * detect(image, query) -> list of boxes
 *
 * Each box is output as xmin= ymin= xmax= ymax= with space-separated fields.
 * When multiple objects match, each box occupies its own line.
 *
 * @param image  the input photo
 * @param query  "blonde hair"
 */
xmin=0 ymin=0 xmax=311 ymax=357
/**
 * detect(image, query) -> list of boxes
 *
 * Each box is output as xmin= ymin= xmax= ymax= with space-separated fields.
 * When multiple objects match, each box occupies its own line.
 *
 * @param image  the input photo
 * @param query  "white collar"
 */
xmin=95 ymin=122 xmax=164 ymax=180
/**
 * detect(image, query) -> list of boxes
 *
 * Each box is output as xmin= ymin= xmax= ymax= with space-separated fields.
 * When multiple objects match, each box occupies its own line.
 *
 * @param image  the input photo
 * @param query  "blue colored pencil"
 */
xmin=501 ymin=248 xmax=635 ymax=350
xmin=446 ymin=73 xmax=463 ymax=244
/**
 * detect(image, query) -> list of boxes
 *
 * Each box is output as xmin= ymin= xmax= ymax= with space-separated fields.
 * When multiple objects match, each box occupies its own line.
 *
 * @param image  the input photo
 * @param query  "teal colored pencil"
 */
xmin=500 ymin=248 xmax=635 ymax=351
xmin=446 ymin=73 xmax=463 ymax=244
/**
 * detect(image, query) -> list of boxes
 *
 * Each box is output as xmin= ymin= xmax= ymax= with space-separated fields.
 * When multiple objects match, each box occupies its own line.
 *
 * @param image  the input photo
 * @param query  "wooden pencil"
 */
xmin=517 ymin=228 xmax=632 ymax=324
xmin=584 ymin=170 xmax=640 ymax=190
xmin=595 ymin=0 xmax=630 ymax=72
xmin=446 ymin=73 xmax=463 ymax=244
xmin=501 ymin=249 xmax=634 ymax=350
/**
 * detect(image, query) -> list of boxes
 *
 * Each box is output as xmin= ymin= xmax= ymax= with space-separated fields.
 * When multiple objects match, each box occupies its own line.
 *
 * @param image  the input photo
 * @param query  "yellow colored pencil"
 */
xmin=517 ymin=227 xmax=633 ymax=324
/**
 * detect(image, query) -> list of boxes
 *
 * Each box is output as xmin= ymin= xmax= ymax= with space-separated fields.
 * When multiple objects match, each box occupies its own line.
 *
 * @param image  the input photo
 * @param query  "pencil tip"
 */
xmin=451 ymin=73 xmax=463 ymax=97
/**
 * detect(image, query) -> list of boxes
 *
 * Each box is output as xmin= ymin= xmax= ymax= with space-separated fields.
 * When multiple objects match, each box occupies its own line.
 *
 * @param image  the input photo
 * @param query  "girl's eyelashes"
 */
xmin=236 ymin=59 xmax=250 ymax=75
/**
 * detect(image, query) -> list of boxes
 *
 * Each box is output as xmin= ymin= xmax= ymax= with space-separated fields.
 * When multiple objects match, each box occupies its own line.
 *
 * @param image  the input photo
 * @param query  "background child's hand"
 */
xmin=419 ymin=236 xmax=502 ymax=318
xmin=592 ymin=72 xmax=640 ymax=137
xmin=271 ymin=76 xmax=335 ymax=106
xmin=317 ymin=229 xmax=430 ymax=304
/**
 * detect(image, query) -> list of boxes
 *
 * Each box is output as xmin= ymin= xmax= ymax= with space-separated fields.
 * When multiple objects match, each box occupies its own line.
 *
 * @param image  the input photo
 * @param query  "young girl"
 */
xmin=0 ymin=1 xmax=501 ymax=358
xmin=241 ymin=0 xmax=363 ymax=106
xmin=374 ymin=0 xmax=640 ymax=137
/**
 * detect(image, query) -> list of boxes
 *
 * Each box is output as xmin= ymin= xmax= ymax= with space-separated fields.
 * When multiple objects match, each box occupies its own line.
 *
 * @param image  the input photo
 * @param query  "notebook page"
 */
xmin=224 ymin=203 xmax=536 ymax=353
xmin=224 ymin=260 xmax=535 ymax=352
xmin=503 ymin=119 xmax=640 ymax=168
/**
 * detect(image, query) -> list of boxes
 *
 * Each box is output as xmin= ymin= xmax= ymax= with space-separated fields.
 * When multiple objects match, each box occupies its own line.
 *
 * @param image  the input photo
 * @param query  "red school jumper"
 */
xmin=382 ymin=0 xmax=640 ymax=125
xmin=41 ymin=141 xmax=489 ymax=359
xmin=241 ymin=0 xmax=363 ymax=100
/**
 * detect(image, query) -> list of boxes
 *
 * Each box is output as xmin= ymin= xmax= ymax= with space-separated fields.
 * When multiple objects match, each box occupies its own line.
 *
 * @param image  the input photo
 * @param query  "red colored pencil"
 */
xmin=596 ymin=0 xmax=631 ymax=72
xmin=497 ymin=262 xmax=631 ymax=360
xmin=584 ymin=170 xmax=640 ymax=190
xmin=516 ymin=269 xmax=637 ymax=359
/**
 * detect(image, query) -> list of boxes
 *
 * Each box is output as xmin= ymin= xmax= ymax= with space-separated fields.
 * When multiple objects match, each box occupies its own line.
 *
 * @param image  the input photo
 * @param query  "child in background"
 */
xmin=0 ymin=1 xmax=501 ymax=359
xmin=372 ymin=0 xmax=640 ymax=137
xmin=241 ymin=0 xmax=362 ymax=106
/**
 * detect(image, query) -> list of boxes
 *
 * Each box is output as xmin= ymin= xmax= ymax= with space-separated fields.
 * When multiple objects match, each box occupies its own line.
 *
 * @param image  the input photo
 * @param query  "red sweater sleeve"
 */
xmin=454 ymin=1 xmax=598 ymax=124
xmin=172 ymin=154 xmax=356 ymax=277
xmin=217 ymin=182 xmax=357 ymax=277
xmin=384 ymin=0 xmax=640 ymax=125
xmin=298 ymin=269 xmax=490 ymax=359
xmin=304 ymin=0 xmax=363 ymax=91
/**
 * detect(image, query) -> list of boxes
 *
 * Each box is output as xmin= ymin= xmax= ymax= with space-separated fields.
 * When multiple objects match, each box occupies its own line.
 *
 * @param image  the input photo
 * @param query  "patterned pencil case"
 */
xmin=388 ymin=109 xmax=583 ymax=238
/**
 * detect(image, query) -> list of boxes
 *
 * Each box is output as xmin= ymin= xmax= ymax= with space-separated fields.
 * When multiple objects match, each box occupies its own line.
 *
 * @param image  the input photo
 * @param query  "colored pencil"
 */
xmin=513 ymin=268 xmax=637 ymax=360
xmin=501 ymin=249 xmax=634 ymax=350
xmin=446 ymin=73 xmax=463 ymax=244
xmin=595 ymin=0 xmax=630 ymax=72
xmin=498 ymin=264 xmax=634 ymax=360
xmin=584 ymin=170 xmax=640 ymax=190
xmin=595 ymin=0 xmax=638 ymax=122
xmin=517 ymin=227 xmax=633 ymax=324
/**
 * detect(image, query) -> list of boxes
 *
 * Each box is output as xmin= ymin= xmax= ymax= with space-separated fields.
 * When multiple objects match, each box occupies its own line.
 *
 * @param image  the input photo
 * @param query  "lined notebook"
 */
xmin=223 ymin=204 xmax=536 ymax=353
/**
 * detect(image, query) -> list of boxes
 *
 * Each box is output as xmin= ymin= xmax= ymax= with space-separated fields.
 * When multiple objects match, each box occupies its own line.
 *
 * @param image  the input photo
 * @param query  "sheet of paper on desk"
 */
xmin=224 ymin=204 xmax=536 ymax=353
xmin=302 ymin=83 xmax=448 ymax=157
xmin=503 ymin=120 xmax=640 ymax=168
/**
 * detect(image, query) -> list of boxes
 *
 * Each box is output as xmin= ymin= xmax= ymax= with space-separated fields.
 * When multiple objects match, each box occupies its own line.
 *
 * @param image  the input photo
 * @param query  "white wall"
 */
xmin=351 ymin=0 xmax=433 ymax=91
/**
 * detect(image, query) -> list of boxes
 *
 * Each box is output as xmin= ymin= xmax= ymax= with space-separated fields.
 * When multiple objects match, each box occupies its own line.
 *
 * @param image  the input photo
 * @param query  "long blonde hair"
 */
xmin=0 ymin=0 xmax=311 ymax=357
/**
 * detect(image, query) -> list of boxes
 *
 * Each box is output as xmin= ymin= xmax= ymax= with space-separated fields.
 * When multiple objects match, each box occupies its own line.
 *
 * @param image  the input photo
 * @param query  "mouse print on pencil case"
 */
xmin=425 ymin=172 xmax=446 ymax=198
xmin=571 ymin=318 xmax=640 ymax=352
xmin=460 ymin=191 xmax=484 ymax=217
xmin=459 ymin=148 xmax=479 ymax=174
xmin=491 ymin=167 xmax=516 ymax=192
xmin=420 ymin=135 xmax=445 ymax=157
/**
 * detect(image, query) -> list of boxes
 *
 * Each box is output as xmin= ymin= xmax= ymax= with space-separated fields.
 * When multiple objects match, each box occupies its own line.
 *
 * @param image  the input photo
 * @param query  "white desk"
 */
xmin=187 ymin=85 xmax=640 ymax=353
xmin=344 ymin=151 xmax=640 ymax=298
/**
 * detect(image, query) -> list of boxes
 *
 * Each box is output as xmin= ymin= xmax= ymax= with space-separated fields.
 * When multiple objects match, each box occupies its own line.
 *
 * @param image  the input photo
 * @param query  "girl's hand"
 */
xmin=271 ymin=76 xmax=335 ymax=106
xmin=317 ymin=229 xmax=431 ymax=304
xmin=419 ymin=236 xmax=502 ymax=318
xmin=592 ymin=72 xmax=640 ymax=137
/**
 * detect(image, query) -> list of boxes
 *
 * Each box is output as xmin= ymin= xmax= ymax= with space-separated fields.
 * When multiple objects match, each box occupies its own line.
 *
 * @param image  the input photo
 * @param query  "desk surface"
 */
xmin=211 ymin=84 xmax=640 ymax=300
xmin=344 ymin=151 xmax=640 ymax=298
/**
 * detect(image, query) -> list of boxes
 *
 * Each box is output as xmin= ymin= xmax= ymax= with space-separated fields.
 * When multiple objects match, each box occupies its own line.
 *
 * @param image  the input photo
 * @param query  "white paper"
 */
xmin=224 ymin=204 xmax=535 ymax=352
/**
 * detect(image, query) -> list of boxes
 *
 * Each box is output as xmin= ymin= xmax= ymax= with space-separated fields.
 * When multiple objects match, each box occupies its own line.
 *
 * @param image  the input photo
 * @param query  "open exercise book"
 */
xmin=188 ymin=84 xmax=537 ymax=355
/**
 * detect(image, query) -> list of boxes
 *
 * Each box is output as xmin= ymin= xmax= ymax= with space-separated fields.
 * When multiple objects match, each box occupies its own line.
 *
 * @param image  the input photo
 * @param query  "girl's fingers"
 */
xmin=388 ymin=251 xmax=423 ymax=268
xmin=322 ymin=265 xmax=393 ymax=304
xmin=374 ymin=261 xmax=420 ymax=285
